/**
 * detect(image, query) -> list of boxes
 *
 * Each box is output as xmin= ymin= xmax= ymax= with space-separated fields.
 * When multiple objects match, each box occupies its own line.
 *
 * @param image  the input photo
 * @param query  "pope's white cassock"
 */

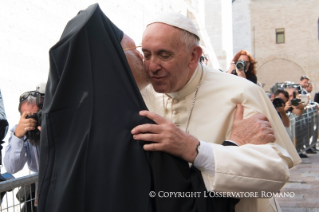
xmin=144 ymin=64 xmax=301 ymax=212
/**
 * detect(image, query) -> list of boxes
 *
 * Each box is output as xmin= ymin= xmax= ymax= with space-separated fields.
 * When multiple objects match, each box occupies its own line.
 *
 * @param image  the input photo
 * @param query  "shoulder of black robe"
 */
xmin=38 ymin=4 xmax=231 ymax=212
xmin=314 ymin=92 xmax=319 ymax=104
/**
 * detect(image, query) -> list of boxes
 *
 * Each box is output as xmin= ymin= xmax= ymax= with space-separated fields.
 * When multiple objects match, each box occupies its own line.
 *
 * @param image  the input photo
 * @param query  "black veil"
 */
xmin=38 ymin=4 xmax=233 ymax=212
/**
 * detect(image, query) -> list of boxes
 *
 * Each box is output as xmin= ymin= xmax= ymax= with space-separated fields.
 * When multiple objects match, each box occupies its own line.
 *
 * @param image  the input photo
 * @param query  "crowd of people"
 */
xmin=268 ymin=75 xmax=319 ymax=159
xmin=0 ymin=4 xmax=315 ymax=212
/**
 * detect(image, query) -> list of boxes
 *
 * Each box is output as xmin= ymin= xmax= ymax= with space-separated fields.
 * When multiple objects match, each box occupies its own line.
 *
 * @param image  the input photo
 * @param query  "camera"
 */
xmin=25 ymin=83 xmax=45 ymax=146
xmin=231 ymin=60 xmax=247 ymax=75
xmin=291 ymin=91 xmax=301 ymax=106
xmin=270 ymin=82 xmax=302 ymax=95
xmin=292 ymin=84 xmax=302 ymax=94
xmin=273 ymin=98 xmax=285 ymax=108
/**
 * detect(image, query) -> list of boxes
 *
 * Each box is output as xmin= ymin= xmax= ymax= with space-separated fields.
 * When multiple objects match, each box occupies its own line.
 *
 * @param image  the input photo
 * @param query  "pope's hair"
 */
xmin=178 ymin=28 xmax=199 ymax=49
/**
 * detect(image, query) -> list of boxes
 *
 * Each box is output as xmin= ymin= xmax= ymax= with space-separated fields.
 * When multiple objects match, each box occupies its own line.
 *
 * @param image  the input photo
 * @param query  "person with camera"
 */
xmin=4 ymin=83 xmax=45 ymax=212
xmin=285 ymin=87 xmax=308 ymax=158
xmin=227 ymin=50 xmax=257 ymax=84
xmin=285 ymin=87 xmax=305 ymax=117
xmin=4 ymin=90 xmax=42 ymax=174
xmin=273 ymin=90 xmax=290 ymax=127
xmin=0 ymin=89 xmax=9 ymax=174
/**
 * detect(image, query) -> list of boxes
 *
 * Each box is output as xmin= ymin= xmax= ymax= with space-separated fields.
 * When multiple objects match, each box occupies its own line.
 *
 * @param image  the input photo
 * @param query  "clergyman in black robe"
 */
xmin=37 ymin=4 xmax=238 ymax=212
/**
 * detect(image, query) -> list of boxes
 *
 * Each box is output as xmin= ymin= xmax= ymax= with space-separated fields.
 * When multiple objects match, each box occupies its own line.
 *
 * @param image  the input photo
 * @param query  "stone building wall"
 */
xmin=249 ymin=0 xmax=319 ymax=93
xmin=205 ymin=0 xmax=233 ymax=71
xmin=232 ymin=0 xmax=252 ymax=56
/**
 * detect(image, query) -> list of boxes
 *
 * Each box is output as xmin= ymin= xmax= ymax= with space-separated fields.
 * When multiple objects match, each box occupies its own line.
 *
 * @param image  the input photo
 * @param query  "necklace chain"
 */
xmin=185 ymin=64 xmax=203 ymax=133
xmin=163 ymin=64 xmax=204 ymax=133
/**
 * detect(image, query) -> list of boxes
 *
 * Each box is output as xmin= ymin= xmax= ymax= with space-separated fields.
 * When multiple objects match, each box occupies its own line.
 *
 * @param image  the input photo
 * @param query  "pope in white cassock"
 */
xmin=132 ymin=13 xmax=301 ymax=212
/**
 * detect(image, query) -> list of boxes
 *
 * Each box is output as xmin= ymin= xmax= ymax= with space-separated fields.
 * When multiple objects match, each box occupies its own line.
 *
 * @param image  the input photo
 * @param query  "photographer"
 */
xmin=4 ymin=83 xmax=45 ymax=212
xmin=227 ymin=50 xmax=257 ymax=84
xmin=273 ymin=90 xmax=290 ymax=127
xmin=3 ymin=89 xmax=42 ymax=174
xmin=285 ymin=87 xmax=307 ymax=158
xmin=285 ymin=87 xmax=305 ymax=117
xmin=0 ymin=89 xmax=9 ymax=169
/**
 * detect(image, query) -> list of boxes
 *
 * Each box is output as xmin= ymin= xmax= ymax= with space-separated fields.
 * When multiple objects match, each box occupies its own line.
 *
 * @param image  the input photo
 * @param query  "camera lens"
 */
xmin=236 ymin=63 xmax=244 ymax=70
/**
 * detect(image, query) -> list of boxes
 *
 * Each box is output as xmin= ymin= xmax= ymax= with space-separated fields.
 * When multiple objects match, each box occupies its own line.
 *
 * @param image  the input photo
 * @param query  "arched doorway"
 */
xmin=258 ymin=58 xmax=305 ymax=92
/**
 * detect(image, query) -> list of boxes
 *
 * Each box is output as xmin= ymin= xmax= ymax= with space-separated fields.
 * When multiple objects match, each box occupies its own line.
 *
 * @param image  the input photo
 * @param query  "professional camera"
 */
xmin=25 ymin=83 xmax=46 ymax=146
xmin=231 ymin=60 xmax=247 ymax=75
xmin=291 ymin=91 xmax=301 ymax=106
xmin=270 ymin=82 xmax=302 ymax=95
xmin=273 ymin=98 xmax=285 ymax=108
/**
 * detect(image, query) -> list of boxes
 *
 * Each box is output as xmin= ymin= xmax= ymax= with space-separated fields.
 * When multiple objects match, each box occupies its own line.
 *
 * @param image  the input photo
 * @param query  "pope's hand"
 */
xmin=229 ymin=104 xmax=275 ymax=145
xmin=131 ymin=111 xmax=199 ymax=163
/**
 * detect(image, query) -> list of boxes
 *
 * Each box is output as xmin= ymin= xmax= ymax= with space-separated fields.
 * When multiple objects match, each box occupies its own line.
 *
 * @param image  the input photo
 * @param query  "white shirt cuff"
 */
xmin=193 ymin=140 xmax=215 ymax=176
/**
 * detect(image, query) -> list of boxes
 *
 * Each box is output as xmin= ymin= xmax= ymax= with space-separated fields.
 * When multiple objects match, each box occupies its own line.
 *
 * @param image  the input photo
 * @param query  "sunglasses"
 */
xmin=19 ymin=91 xmax=38 ymax=102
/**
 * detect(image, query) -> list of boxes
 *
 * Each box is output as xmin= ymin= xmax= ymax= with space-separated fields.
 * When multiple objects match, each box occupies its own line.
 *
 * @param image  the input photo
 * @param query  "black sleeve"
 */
xmin=246 ymin=75 xmax=257 ymax=84
xmin=222 ymin=141 xmax=239 ymax=146
xmin=314 ymin=93 xmax=319 ymax=104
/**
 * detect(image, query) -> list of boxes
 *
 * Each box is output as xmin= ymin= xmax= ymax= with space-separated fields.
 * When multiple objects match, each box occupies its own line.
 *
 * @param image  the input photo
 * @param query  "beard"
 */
xmin=140 ymin=85 xmax=164 ymax=116
xmin=125 ymin=51 xmax=149 ymax=90
xmin=124 ymin=51 xmax=163 ymax=115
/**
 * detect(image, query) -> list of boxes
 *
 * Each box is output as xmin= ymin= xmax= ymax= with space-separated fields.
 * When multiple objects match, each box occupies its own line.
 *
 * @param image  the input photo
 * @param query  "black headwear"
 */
xmin=38 ymin=4 xmax=237 ymax=212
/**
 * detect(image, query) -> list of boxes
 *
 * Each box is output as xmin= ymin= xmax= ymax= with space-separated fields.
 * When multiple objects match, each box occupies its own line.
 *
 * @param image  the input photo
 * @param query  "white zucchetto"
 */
xmin=147 ymin=13 xmax=200 ymax=40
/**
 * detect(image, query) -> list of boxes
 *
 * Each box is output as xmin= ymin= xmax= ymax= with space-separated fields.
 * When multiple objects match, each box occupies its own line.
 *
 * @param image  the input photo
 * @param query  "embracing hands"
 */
xmin=131 ymin=111 xmax=199 ymax=163
xmin=229 ymin=104 xmax=275 ymax=146
xmin=132 ymin=104 xmax=275 ymax=162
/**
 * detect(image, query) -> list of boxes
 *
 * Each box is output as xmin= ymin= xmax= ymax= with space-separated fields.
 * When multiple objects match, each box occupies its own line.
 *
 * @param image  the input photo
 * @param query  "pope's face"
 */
xmin=142 ymin=23 xmax=193 ymax=93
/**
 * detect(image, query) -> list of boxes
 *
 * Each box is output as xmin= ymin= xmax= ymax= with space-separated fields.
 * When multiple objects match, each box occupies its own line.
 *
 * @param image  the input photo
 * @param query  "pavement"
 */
xmin=277 ymin=149 xmax=319 ymax=212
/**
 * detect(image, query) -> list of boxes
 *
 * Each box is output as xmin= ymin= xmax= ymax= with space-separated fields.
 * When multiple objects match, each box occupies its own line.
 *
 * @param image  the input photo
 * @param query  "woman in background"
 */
xmin=227 ymin=50 xmax=257 ymax=84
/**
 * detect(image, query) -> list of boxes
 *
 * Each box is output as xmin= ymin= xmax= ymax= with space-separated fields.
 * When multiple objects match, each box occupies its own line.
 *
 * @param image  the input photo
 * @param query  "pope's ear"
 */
xmin=189 ymin=46 xmax=203 ymax=69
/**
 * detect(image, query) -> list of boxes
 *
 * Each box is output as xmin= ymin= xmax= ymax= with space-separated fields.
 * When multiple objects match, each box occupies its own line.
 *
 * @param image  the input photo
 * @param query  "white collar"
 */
xmin=166 ymin=64 xmax=203 ymax=99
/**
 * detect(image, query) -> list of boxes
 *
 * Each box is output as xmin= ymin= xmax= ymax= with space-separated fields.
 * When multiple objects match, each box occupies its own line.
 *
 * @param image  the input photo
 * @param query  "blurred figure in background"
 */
xmin=306 ymin=82 xmax=313 ymax=94
xmin=285 ymin=87 xmax=307 ymax=158
xmin=0 ymin=89 xmax=9 ymax=172
xmin=285 ymin=87 xmax=305 ymax=117
xmin=299 ymin=75 xmax=310 ymax=94
xmin=227 ymin=50 xmax=257 ymax=84
xmin=272 ymin=89 xmax=290 ymax=128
